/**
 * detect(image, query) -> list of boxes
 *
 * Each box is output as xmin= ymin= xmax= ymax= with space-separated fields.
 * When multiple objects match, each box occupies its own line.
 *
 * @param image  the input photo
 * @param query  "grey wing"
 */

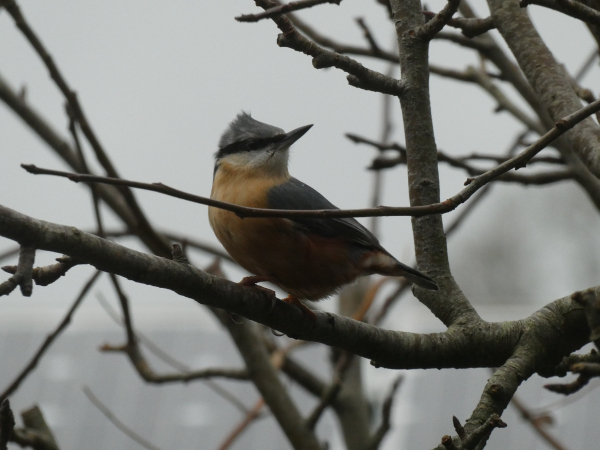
xmin=267 ymin=178 xmax=384 ymax=251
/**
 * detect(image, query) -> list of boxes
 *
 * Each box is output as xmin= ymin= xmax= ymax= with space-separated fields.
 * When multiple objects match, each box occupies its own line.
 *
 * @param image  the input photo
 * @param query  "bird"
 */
xmin=209 ymin=112 xmax=438 ymax=313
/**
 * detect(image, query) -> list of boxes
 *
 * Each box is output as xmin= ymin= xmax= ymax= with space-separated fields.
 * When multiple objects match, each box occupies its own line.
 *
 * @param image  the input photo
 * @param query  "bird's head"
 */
xmin=215 ymin=112 xmax=312 ymax=177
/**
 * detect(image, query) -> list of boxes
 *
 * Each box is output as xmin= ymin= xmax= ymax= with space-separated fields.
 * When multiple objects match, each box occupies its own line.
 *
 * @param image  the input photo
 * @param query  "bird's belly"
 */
xmin=209 ymin=171 xmax=362 ymax=300
xmin=210 ymin=210 xmax=360 ymax=300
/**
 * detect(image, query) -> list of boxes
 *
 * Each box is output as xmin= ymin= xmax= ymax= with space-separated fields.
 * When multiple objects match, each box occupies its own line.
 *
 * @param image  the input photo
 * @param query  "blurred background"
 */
xmin=1 ymin=1 xmax=599 ymax=449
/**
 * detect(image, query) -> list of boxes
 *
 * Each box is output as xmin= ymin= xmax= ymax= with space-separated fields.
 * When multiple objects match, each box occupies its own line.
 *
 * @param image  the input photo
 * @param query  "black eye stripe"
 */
xmin=215 ymin=135 xmax=286 ymax=159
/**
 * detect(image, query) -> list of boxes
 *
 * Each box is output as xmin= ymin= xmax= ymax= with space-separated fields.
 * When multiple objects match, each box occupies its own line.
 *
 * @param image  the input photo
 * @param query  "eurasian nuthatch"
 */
xmin=209 ymin=113 xmax=438 ymax=309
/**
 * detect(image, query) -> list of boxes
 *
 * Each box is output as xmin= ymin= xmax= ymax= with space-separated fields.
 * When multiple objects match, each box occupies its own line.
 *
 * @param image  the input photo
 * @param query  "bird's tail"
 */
xmin=363 ymin=252 xmax=439 ymax=291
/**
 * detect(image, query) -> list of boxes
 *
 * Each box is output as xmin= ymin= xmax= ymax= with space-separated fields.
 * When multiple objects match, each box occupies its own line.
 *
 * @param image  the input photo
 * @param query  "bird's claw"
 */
xmin=282 ymin=295 xmax=317 ymax=320
xmin=238 ymin=276 xmax=276 ymax=296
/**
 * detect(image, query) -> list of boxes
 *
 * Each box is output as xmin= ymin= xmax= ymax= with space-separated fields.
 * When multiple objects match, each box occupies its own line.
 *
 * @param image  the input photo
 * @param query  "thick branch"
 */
xmin=487 ymin=0 xmax=600 ymax=178
xmin=0 ymin=204 xmax=590 ymax=371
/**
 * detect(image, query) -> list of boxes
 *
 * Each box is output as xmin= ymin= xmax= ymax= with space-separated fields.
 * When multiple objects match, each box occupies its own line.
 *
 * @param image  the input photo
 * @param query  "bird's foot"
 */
xmin=239 ymin=276 xmax=275 ymax=296
xmin=282 ymin=295 xmax=316 ymax=320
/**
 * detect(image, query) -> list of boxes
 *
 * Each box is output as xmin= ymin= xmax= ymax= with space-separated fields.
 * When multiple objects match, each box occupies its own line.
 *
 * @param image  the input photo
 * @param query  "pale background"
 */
xmin=1 ymin=1 xmax=599 ymax=449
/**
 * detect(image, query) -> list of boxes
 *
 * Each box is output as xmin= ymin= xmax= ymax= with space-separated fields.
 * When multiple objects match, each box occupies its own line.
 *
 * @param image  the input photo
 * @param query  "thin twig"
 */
xmin=522 ymin=0 xmax=600 ymax=26
xmin=510 ymin=395 xmax=571 ymax=450
xmin=575 ymin=49 xmax=599 ymax=82
xmin=99 ymin=279 xmax=249 ymax=384
xmin=254 ymin=0 xmax=405 ymax=96
xmin=96 ymin=292 xmax=250 ymax=413
xmin=2 ymin=0 xmax=169 ymax=257
xmin=350 ymin=134 xmax=570 ymax=184
xmin=67 ymin=109 xmax=105 ymax=237
xmin=21 ymin=98 xmax=600 ymax=220
xmin=83 ymin=386 xmax=163 ymax=450
xmin=0 ymin=247 xmax=19 ymax=265
xmin=0 ymin=271 xmax=102 ymax=401
xmin=356 ymin=17 xmax=382 ymax=56
xmin=367 ymin=376 xmax=403 ymax=450
xmin=369 ymin=63 xmax=395 ymax=236
xmin=304 ymin=353 xmax=352 ymax=429
xmin=215 ymin=399 xmax=266 ymax=450
xmin=236 ymin=0 xmax=340 ymax=22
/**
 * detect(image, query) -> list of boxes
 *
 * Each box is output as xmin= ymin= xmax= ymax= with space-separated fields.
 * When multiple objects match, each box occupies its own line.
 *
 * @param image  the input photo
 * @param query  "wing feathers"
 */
xmin=267 ymin=178 xmax=383 ymax=250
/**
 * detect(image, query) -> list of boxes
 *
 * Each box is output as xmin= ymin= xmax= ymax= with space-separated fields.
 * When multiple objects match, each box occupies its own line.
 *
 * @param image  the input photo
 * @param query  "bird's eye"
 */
xmin=247 ymin=140 xmax=261 ymax=150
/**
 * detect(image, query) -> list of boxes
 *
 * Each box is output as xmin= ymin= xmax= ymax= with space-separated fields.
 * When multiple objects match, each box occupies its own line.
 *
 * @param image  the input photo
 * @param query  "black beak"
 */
xmin=275 ymin=124 xmax=313 ymax=151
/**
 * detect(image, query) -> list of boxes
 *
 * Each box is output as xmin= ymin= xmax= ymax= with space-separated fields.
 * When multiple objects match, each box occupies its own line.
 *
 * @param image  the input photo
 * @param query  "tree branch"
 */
xmin=253 ymin=0 xmax=405 ymax=96
xmin=0 ymin=203 xmax=591 ymax=371
xmin=0 ymin=71 xmax=172 ymax=257
xmin=0 ymin=271 xmax=101 ymax=401
xmin=83 ymin=386 xmax=163 ymax=450
xmin=422 ymin=11 xmax=495 ymax=37
xmin=418 ymin=0 xmax=462 ymax=39
xmin=19 ymin=98 xmax=600 ymax=223
xmin=1 ymin=0 xmax=170 ymax=256
xmin=236 ymin=0 xmax=341 ymax=22
xmin=488 ymin=0 xmax=600 ymax=179
xmin=0 ymin=246 xmax=35 ymax=297
xmin=522 ymin=0 xmax=600 ymax=26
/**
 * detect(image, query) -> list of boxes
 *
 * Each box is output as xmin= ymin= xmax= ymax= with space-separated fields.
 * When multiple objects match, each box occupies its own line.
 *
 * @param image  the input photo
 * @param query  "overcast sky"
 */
xmin=2 ymin=2 xmax=600 ymax=449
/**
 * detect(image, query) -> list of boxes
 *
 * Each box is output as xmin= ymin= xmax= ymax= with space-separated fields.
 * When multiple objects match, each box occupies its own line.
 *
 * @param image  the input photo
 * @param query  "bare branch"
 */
xmin=236 ymin=0 xmax=341 ymax=22
xmin=215 ymin=399 xmax=266 ymax=450
xmin=0 ymin=271 xmax=101 ymax=401
xmin=0 ymin=246 xmax=35 ymax=297
xmin=99 ymin=275 xmax=250 ymax=385
xmin=354 ymin=134 xmax=572 ymax=185
xmin=0 ymin=203 xmax=592 ymax=372
xmin=366 ymin=376 xmax=403 ymax=450
xmin=2 ymin=255 xmax=83 ymax=287
xmin=96 ymin=292 xmax=251 ymax=414
xmin=252 ymin=0 xmax=404 ymax=96
xmin=418 ymin=0 xmax=462 ymax=39
xmin=434 ymin=31 xmax=496 ymax=53
xmin=571 ymin=289 xmax=600 ymax=349
xmin=288 ymin=11 xmax=399 ymax=62
xmin=83 ymin=386 xmax=163 ymax=450
xmin=489 ymin=0 xmax=600 ymax=180
xmin=510 ymin=395 xmax=571 ymax=450
xmin=0 ymin=72 xmax=171 ymax=257
xmin=0 ymin=400 xmax=14 ymax=450
xmin=356 ymin=17 xmax=383 ymax=56
xmin=19 ymin=99 xmax=600 ymax=223
xmin=423 ymin=11 xmax=495 ymax=37
xmin=1 ymin=0 xmax=166 ymax=255
xmin=521 ymin=0 xmax=600 ymax=26
xmin=12 ymin=406 xmax=60 ymax=450
xmin=305 ymin=353 xmax=352 ymax=430
xmin=575 ymin=49 xmax=599 ymax=82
